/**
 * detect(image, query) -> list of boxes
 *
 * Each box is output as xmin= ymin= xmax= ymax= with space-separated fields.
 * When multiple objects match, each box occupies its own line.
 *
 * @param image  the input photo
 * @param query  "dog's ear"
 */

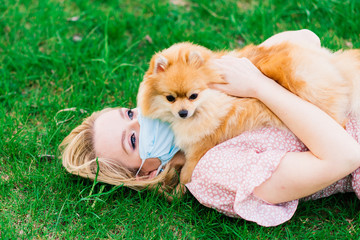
xmin=188 ymin=51 xmax=204 ymax=68
xmin=154 ymin=55 xmax=168 ymax=74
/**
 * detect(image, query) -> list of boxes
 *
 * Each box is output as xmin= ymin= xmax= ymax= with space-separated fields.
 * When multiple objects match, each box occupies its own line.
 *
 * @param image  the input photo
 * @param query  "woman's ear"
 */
xmin=154 ymin=55 xmax=168 ymax=74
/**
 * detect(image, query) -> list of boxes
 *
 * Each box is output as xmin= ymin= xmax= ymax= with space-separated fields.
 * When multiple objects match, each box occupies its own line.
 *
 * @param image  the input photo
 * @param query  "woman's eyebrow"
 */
xmin=118 ymin=109 xmax=128 ymax=155
xmin=119 ymin=109 xmax=125 ymax=119
xmin=121 ymin=130 xmax=128 ymax=155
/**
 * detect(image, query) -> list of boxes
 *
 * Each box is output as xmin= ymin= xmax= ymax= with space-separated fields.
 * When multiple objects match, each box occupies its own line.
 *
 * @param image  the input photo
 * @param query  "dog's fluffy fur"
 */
xmin=137 ymin=41 xmax=360 ymax=192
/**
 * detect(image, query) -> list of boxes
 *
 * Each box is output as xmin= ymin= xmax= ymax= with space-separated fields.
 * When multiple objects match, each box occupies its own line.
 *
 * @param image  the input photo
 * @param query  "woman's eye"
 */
xmin=189 ymin=93 xmax=198 ymax=100
xmin=131 ymin=133 xmax=136 ymax=149
xmin=127 ymin=109 xmax=134 ymax=119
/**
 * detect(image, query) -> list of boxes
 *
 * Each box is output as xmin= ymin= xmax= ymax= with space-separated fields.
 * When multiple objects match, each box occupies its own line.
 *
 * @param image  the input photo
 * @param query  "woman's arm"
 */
xmin=210 ymin=57 xmax=360 ymax=204
xmin=252 ymin=71 xmax=360 ymax=203
xmin=260 ymin=29 xmax=321 ymax=48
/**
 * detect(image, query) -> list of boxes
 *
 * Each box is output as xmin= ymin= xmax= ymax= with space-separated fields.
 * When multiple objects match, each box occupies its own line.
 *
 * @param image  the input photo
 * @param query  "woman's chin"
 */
xmin=136 ymin=169 xmax=158 ymax=181
xmin=148 ymin=169 xmax=158 ymax=179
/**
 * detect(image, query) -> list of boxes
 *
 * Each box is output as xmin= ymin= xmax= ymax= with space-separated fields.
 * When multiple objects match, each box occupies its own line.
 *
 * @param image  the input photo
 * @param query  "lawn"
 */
xmin=1 ymin=0 xmax=360 ymax=238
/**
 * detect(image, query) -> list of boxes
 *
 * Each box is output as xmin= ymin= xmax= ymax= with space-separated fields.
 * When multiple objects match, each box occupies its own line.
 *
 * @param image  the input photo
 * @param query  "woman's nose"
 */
xmin=129 ymin=118 xmax=140 ymax=131
xmin=132 ymin=108 xmax=139 ymax=119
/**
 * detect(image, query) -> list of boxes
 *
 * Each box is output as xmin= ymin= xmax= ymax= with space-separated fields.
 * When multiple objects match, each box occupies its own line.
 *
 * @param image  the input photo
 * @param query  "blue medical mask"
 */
xmin=136 ymin=110 xmax=180 ymax=176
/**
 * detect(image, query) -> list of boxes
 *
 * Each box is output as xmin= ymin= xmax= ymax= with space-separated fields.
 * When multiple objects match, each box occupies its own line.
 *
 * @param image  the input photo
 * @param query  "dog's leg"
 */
xmin=179 ymin=159 xmax=199 ymax=185
xmin=176 ymin=146 xmax=210 ymax=195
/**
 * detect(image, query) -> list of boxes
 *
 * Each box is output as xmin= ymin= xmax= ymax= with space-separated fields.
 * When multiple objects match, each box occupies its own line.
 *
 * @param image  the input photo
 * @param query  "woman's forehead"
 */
xmin=93 ymin=110 xmax=123 ymax=153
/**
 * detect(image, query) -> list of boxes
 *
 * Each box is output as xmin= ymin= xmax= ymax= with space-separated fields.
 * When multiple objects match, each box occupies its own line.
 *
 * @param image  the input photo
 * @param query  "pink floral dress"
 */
xmin=186 ymin=117 xmax=360 ymax=227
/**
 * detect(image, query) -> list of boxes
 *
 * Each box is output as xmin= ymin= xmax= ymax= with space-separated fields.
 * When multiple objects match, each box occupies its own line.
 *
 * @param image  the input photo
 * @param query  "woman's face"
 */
xmin=93 ymin=108 xmax=161 ymax=179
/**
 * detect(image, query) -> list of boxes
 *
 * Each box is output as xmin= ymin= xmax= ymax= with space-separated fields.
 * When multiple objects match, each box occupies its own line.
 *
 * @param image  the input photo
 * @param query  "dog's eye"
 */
xmin=166 ymin=95 xmax=175 ymax=102
xmin=189 ymin=93 xmax=198 ymax=100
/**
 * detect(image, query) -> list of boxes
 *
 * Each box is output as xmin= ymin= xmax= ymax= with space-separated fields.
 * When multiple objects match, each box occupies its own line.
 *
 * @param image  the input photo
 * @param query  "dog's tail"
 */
xmin=347 ymin=50 xmax=360 ymax=118
xmin=334 ymin=49 xmax=360 ymax=118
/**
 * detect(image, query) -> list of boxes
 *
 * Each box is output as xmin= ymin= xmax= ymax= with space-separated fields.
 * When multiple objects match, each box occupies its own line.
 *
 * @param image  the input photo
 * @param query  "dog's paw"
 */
xmin=175 ymin=183 xmax=187 ymax=195
xmin=165 ymin=193 xmax=174 ymax=203
xmin=162 ymin=184 xmax=187 ymax=203
xmin=169 ymin=183 xmax=186 ymax=200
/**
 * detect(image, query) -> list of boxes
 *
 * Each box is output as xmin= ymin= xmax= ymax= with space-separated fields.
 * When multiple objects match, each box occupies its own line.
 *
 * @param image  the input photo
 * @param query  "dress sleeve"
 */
xmin=346 ymin=117 xmax=360 ymax=198
xmin=186 ymin=128 xmax=305 ymax=227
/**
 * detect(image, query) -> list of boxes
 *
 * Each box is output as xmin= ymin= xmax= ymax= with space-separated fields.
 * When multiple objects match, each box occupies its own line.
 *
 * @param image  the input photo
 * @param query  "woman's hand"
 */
xmin=209 ymin=56 xmax=270 ymax=98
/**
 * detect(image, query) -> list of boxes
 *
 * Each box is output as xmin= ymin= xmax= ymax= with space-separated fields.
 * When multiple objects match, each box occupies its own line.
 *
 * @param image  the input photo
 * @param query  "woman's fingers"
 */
xmin=208 ymin=82 xmax=230 ymax=93
xmin=208 ymin=56 xmax=266 ymax=98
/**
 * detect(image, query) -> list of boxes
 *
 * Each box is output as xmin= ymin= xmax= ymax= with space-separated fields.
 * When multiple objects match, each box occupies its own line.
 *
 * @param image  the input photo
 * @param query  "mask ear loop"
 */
xmin=155 ymin=164 xmax=165 ymax=176
xmin=135 ymin=158 xmax=146 ymax=177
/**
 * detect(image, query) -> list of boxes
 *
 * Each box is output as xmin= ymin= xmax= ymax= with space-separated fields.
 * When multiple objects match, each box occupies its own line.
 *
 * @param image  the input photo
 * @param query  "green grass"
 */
xmin=1 ymin=0 xmax=360 ymax=238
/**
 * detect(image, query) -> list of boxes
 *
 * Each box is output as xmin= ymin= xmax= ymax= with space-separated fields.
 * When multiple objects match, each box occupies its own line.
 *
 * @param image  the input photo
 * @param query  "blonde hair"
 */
xmin=59 ymin=108 xmax=182 ymax=194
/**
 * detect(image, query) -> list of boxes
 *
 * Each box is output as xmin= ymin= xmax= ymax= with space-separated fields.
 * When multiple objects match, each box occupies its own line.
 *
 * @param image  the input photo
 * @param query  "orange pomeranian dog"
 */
xmin=137 ymin=40 xmax=360 ymax=194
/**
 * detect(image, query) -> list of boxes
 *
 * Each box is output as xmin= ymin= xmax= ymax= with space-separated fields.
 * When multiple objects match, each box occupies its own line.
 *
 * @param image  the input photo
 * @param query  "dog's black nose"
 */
xmin=178 ymin=110 xmax=188 ymax=118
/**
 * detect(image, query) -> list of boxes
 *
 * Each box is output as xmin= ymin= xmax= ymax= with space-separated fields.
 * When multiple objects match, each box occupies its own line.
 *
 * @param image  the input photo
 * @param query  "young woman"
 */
xmin=60 ymin=30 xmax=360 ymax=226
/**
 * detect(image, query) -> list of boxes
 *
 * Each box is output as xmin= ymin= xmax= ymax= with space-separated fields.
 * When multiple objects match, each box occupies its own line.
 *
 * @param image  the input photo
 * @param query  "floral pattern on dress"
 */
xmin=186 ymin=117 xmax=360 ymax=227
